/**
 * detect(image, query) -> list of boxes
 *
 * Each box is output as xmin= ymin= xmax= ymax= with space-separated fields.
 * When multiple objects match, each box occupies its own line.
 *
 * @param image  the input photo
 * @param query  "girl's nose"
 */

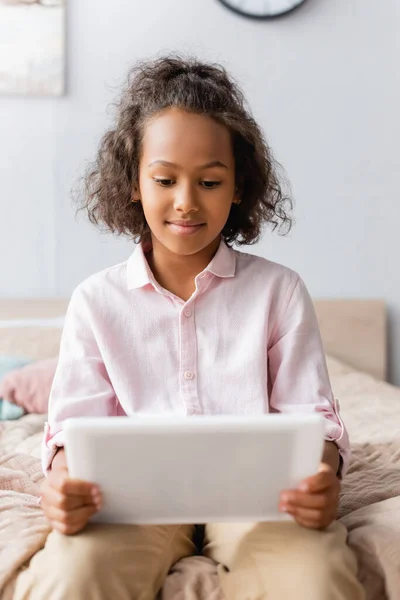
xmin=173 ymin=184 xmax=199 ymax=213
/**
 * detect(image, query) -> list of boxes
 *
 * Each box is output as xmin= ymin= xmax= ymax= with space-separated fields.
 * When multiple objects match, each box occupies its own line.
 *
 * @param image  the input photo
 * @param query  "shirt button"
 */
xmin=184 ymin=308 xmax=192 ymax=318
xmin=184 ymin=371 xmax=194 ymax=380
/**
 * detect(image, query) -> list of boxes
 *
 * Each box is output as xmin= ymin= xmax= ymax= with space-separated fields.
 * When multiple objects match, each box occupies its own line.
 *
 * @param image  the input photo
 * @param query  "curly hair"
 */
xmin=78 ymin=55 xmax=292 ymax=245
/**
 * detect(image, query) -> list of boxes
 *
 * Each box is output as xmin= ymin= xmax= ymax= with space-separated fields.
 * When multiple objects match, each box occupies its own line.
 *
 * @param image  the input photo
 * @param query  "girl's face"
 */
xmin=136 ymin=108 xmax=239 ymax=257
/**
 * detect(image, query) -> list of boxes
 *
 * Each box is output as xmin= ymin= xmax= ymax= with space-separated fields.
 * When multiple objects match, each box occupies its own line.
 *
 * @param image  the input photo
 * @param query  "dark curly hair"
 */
xmin=78 ymin=55 xmax=292 ymax=245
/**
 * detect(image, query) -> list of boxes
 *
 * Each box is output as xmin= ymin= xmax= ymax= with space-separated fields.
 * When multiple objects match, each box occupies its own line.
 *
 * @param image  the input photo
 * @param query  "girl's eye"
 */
xmin=154 ymin=178 xmax=175 ymax=187
xmin=153 ymin=179 xmax=221 ymax=189
xmin=201 ymin=181 xmax=221 ymax=189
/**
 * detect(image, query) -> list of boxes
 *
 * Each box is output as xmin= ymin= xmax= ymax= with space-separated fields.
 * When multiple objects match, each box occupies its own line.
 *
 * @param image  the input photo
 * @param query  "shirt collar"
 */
xmin=206 ymin=239 xmax=237 ymax=279
xmin=126 ymin=239 xmax=237 ymax=291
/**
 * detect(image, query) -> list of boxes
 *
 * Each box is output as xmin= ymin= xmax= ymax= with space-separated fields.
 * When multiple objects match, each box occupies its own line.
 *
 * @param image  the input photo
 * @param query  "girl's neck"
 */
xmin=146 ymin=236 xmax=221 ymax=302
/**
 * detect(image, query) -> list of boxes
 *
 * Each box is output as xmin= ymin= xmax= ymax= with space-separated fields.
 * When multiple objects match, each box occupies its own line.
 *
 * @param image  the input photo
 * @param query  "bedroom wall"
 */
xmin=1 ymin=0 xmax=399 ymax=384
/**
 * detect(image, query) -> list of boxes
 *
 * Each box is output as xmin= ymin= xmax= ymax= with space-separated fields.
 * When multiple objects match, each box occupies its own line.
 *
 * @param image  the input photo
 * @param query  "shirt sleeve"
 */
xmin=42 ymin=286 xmax=118 ymax=473
xmin=268 ymin=275 xmax=350 ymax=477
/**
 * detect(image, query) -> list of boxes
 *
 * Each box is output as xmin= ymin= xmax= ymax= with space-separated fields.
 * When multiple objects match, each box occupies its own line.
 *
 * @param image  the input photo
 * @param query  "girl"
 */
xmin=15 ymin=56 xmax=364 ymax=600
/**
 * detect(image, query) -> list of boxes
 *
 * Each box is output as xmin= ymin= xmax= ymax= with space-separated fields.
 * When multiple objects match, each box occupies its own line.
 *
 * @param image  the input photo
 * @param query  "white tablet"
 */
xmin=64 ymin=414 xmax=325 ymax=525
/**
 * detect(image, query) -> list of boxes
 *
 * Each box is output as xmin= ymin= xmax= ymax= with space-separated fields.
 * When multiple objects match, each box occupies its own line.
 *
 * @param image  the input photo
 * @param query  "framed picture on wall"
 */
xmin=0 ymin=0 xmax=66 ymax=95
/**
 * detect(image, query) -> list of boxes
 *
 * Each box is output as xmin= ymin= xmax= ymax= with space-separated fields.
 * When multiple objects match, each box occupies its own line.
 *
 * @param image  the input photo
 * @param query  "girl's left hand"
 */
xmin=279 ymin=463 xmax=340 ymax=530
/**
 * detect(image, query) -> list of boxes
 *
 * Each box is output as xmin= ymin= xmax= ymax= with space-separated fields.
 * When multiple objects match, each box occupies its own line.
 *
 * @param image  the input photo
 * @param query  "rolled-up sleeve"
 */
xmin=268 ymin=275 xmax=350 ymax=477
xmin=42 ymin=286 xmax=118 ymax=473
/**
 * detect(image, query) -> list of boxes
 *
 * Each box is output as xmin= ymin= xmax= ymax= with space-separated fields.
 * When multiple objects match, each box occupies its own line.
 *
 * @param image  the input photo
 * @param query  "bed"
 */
xmin=0 ymin=298 xmax=399 ymax=600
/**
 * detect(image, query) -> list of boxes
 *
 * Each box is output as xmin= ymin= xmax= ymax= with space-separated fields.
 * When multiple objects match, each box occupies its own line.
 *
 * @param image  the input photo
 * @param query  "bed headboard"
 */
xmin=314 ymin=299 xmax=387 ymax=381
xmin=0 ymin=298 xmax=387 ymax=381
xmin=0 ymin=299 xmax=69 ymax=319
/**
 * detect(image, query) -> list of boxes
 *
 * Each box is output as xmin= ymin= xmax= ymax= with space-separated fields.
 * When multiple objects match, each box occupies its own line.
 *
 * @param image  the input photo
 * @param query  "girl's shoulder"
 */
xmin=234 ymin=248 xmax=301 ymax=290
xmin=233 ymin=249 xmax=311 ymax=319
xmin=69 ymin=258 xmax=131 ymax=309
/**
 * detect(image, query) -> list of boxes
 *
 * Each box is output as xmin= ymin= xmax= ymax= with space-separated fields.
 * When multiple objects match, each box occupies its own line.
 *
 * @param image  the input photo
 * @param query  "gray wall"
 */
xmin=1 ymin=0 xmax=399 ymax=383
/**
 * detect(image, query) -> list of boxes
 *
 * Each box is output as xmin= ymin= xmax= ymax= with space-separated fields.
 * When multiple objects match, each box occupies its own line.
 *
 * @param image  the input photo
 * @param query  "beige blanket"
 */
xmin=1 ymin=357 xmax=400 ymax=599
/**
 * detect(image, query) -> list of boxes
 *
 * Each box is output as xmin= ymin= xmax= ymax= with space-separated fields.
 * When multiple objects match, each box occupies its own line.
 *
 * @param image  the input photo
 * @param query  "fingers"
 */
xmin=279 ymin=463 xmax=340 ymax=530
xmin=45 ymin=472 xmax=100 ymax=503
xmin=43 ymin=503 xmax=99 ymax=535
xmin=42 ymin=483 xmax=95 ymax=511
xmin=287 ymin=505 xmax=336 ymax=530
xmin=47 ymin=466 xmax=97 ymax=496
xmin=280 ymin=486 xmax=338 ymax=508
xmin=40 ymin=474 xmax=102 ymax=535
xmin=42 ymin=502 xmax=98 ymax=526
xmin=279 ymin=491 xmax=338 ymax=529
xmin=280 ymin=490 xmax=335 ymax=511
xmin=57 ymin=476 xmax=98 ymax=498
xmin=286 ymin=506 xmax=321 ymax=522
xmin=297 ymin=463 xmax=339 ymax=494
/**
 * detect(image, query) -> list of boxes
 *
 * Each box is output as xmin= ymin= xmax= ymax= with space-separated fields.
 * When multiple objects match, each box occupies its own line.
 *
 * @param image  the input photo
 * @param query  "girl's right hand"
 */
xmin=40 ymin=448 xmax=102 ymax=535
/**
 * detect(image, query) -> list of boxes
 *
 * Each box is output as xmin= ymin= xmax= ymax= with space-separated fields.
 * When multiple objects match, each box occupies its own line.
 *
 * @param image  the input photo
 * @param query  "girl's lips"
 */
xmin=166 ymin=222 xmax=206 ymax=236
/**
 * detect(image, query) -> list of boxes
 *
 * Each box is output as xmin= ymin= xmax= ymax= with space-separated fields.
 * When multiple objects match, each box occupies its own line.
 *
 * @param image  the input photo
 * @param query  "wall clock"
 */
xmin=217 ymin=0 xmax=307 ymax=19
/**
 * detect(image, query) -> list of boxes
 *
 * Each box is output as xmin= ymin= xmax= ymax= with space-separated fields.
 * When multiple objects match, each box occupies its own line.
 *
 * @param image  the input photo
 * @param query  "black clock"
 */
xmin=217 ymin=0 xmax=307 ymax=19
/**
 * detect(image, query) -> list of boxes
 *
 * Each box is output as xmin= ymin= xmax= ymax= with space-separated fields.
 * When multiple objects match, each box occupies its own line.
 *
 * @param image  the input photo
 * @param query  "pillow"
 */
xmin=0 ymin=399 xmax=25 ymax=420
xmin=0 ymin=357 xmax=58 ymax=414
xmin=0 ymin=356 xmax=31 ymax=420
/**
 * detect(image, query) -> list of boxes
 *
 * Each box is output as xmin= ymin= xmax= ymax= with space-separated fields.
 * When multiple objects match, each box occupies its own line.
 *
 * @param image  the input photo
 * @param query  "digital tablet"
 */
xmin=64 ymin=414 xmax=325 ymax=524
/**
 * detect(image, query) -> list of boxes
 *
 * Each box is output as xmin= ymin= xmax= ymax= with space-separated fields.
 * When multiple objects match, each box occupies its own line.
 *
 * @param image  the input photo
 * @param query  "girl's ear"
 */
xmin=132 ymin=185 xmax=141 ymax=203
xmin=232 ymin=185 xmax=241 ymax=205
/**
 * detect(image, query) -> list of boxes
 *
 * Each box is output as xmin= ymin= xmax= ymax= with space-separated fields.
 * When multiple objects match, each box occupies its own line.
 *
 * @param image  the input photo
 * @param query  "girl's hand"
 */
xmin=40 ymin=449 xmax=102 ymax=535
xmin=279 ymin=463 xmax=340 ymax=530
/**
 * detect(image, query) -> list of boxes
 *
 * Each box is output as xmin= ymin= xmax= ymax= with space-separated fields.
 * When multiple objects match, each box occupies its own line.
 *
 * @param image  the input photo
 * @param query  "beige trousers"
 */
xmin=14 ymin=520 xmax=365 ymax=600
